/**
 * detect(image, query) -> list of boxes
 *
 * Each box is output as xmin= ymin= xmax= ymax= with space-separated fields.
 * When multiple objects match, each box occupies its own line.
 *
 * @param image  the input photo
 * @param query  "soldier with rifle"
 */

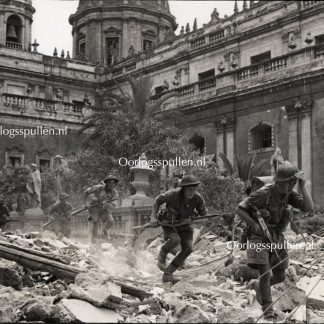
xmin=236 ymin=162 xmax=314 ymax=319
xmin=84 ymin=175 xmax=119 ymax=241
xmin=149 ymin=174 xmax=208 ymax=283
xmin=49 ymin=193 xmax=72 ymax=239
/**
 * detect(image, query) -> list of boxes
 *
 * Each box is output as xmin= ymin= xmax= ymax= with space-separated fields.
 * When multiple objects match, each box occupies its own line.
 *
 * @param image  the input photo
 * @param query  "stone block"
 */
xmin=60 ymin=298 xmax=123 ymax=323
xmin=0 ymin=258 xmax=24 ymax=288
xmin=175 ymin=303 xmax=211 ymax=323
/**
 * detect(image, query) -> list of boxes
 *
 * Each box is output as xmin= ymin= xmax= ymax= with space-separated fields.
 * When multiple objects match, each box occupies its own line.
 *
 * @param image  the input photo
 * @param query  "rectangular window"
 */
xmin=250 ymin=51 xmax=271 ymax=65
xmin=106 ymin=37 xmax=119 ymax=66
xmin=198 ymin=69 xmax=215 ymax=81
xmin=79 ymin=40 xmax=85 ymax=57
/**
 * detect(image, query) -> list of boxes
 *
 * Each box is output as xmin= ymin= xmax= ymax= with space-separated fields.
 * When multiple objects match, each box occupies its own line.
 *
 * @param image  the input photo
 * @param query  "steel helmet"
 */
xmin=103 ymin=174 xmax=119 ymax=183
xmin=179 ymin=174 xmax=201 ymax=187
xmin=273 ymin=163 xmax=299 ymax=182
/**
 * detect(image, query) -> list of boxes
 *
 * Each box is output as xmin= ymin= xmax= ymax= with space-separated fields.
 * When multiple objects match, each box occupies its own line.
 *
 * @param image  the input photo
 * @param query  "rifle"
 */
xmin=251 ymin=205 xmax=281 ymax=260
xmin=42 ymin=198 xmax=118 ymax=229
xmin=132 ymin=212 xmax=233 ymax=231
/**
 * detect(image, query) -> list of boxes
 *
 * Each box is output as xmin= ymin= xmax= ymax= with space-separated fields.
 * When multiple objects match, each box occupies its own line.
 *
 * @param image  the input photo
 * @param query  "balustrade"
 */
xmin=237 ymin=66 xmax=259 ymax=80
xmin=32 ymin=98 xmax=57 ymax=113
xmin=6 ymin=41 xmax=22 ymax=50
xmin=178 ymin=84 xmax=195 ymax=97
xmin=209 ymin=30 xmax=225 ymax=43
xmin=3 ymin=93 xmax=27 ymax=108
xmin=264 ymin=57 xmax=287 ymax=72
xmin=302 ymin=1 xmax=321 ymax=8
xmin=191 ymin=37 xmax=206 ymax=49
xmin=198 ymin=77 xmax=216 ymax=92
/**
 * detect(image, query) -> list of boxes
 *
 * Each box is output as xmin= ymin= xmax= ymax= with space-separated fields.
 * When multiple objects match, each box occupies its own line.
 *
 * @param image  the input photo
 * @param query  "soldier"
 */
xmin=236 ymin=163 xmax=314 ymax=319
xmin=150 ymin=174 xmax=208 ymax=283
xmin=49 ymin=193 xmax=73 ymax=239
xmin=84 ymin=175 xmax=119 ymax=241
xmin=0 ymin=196 xmax=10 ymax=230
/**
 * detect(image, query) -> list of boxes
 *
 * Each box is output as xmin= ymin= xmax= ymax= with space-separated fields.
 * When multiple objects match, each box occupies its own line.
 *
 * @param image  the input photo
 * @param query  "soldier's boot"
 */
xmin=162 ymin=263 xmax=179 ymax=284
xmin=157 ymin=249 xmax=167 ymax=272
xmin=262 ymin=298 xmax=278 ymax=320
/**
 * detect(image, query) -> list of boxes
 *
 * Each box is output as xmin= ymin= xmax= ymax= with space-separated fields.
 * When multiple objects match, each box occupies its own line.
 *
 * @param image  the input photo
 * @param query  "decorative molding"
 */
xmin=103 ymin=26 xmax=122 ymax=35
xmin=285 ymin=96 xmax=313 ymax=119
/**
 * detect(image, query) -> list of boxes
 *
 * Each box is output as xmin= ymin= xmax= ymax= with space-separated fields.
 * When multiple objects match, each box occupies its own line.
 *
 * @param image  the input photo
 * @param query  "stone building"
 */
xmin=0 ymin=0 xmax=324 ymax=205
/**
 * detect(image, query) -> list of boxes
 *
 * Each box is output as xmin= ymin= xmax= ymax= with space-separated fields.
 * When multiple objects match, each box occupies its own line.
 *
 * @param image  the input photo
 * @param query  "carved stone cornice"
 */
xmin=286 ymin=96 xmax=313 ymax=119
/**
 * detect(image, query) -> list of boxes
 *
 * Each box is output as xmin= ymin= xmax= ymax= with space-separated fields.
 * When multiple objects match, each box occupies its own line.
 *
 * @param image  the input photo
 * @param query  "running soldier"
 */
xmin=236 ymin=163 xmax=314 ymax=319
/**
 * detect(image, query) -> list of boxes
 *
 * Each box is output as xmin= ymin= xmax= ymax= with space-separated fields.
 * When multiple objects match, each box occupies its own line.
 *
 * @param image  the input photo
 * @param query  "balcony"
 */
xmin=6 ymin=41 xmax=22 ymax=50
xmin=157 ymin=44 xmax=324 ymax=111
xmin=0 ymin=94 xmax=93 ymax=123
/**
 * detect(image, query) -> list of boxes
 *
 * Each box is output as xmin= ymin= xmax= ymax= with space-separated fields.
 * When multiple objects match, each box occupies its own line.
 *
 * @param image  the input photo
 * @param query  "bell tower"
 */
xmin=0 ymin=0 xmax=35 ymax=51
xmin=69 ymin=0 xmax=177 ymax=65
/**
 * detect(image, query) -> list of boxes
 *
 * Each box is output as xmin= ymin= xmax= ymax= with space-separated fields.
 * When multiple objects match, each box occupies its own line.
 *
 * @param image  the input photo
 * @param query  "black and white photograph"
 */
xmin=0 ymin=0 xmax=323 ymax=322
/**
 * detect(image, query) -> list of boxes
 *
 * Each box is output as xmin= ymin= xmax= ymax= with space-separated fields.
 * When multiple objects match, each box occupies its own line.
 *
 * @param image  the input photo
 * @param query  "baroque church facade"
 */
xmin=0 ymin=0 xmax=324 ymax=205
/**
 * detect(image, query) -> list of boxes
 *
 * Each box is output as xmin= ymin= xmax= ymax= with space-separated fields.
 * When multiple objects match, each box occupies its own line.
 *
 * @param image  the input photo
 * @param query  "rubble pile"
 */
xmin=0 ymin=227 xmax=324 ymax=323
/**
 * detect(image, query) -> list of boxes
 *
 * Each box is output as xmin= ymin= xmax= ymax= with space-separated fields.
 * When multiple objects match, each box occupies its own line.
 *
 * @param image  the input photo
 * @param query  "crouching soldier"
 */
xmin=150 ymin=175 xmax=207 ymax=283
xmin=0 ymin=196 xmax=10 ymax=230
xmin=49 ymin=193 xmax=72 ymax=239
xmin=84 ymin=175 xmax=119 ymax=241
xmin=236 ymin=163 xmax=314 ymax=319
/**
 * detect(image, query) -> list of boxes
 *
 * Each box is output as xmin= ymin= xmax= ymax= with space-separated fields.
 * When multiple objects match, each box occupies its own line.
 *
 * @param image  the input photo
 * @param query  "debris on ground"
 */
xmin=0 ymin=225 xmax=323 ymax=323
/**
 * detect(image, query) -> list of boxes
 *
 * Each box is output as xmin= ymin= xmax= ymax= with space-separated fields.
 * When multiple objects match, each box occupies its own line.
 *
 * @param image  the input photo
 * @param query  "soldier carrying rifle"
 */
xmin=150 ymin=174 xmax=208 ymax=283
xmin=84 ymin=174 xmax=119 ymax=242
xmin=236 ymin=162 xmax=314 ymax=320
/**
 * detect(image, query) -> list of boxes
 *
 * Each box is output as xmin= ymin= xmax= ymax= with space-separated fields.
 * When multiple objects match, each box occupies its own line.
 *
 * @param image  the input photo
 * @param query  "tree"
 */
xmin=80 ymin=75 xmax=177 ymax=146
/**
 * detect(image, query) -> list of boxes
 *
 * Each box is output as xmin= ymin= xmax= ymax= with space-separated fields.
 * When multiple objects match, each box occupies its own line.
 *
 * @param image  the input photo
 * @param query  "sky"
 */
xmin=32 ymin=0 xmax=243 ymax=56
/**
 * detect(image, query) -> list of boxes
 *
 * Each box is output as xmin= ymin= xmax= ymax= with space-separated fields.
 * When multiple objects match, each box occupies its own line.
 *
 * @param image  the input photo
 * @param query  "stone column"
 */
xmin=215 ymin=116 xmax=235 ymax=167
xmin=0 ymin=13 xmax=5 ymax=45
xmin=72 ymin=26 xmax=78 ymax=59
xmin=122 ymin=18 xmax=129 ymax=58
xmin=287 ymin=97 xmax=313 ymax=194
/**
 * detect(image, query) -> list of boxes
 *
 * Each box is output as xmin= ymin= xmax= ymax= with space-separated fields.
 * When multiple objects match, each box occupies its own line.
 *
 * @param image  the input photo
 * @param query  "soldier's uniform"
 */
xmin=85 ymin=175 xmax=119 ymax=241
xmin=50 ymin=193 xmax=72 ymax=238
xmin=242 ymin=182 xmax=306 ymax=270
xmin=152 ymin=175 xmax=207 ymax=283
xmin=237 ymin=163 xmax=310 ymax=319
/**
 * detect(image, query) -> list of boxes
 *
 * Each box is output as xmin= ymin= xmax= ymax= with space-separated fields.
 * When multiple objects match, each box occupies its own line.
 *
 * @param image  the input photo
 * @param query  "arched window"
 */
xmin=6 ymin=15 xmax=23 ymax=49
xmin=250 ymin=123 xmax=272 ymax=151
xmin=189 ymin=134 xmax=205 ymax=154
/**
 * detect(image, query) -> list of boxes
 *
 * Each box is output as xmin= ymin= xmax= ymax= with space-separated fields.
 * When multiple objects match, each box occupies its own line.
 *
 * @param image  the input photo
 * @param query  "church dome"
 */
xmin=69 ymin=0 xmax=176 ymax=65
xmin=77 ymin=0 xmax=171 ymax=14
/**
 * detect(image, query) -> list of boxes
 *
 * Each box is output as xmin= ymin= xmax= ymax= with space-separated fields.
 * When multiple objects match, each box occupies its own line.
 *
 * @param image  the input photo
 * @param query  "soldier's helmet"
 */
xmin=103 ymin=174 xmax=119 ymax=183
xmin=179 ymin=174 xmax=201 ymax=187
xmin=59 ymin=193 xmax=70 ymax=200
xmin=273 ymin=163 xmax=299 ymax=182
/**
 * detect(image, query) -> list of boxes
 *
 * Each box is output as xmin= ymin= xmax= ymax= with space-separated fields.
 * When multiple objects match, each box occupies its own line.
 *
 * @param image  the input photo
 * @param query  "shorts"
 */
xmin=246 ymin=234 xmax=289 ymax=270
xmin=162 ymin=223 xmax=194 ymax=241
